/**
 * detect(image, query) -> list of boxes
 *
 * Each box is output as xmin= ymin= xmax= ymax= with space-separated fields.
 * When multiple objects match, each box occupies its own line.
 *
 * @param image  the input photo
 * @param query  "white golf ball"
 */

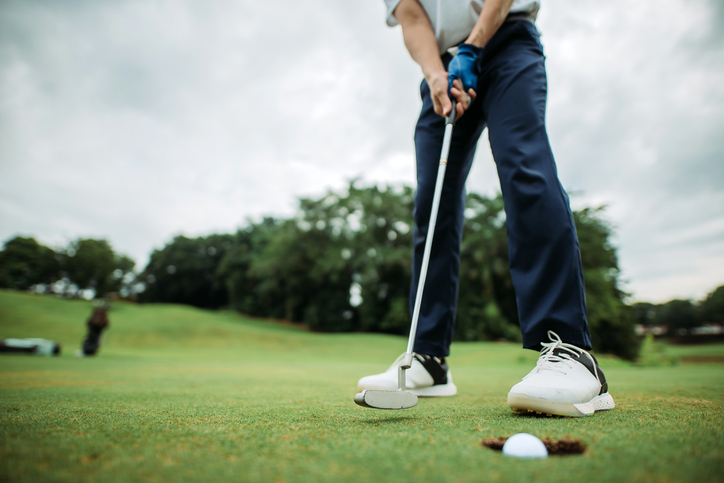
xmin=502 ymin=433 xmax=548 ymax=459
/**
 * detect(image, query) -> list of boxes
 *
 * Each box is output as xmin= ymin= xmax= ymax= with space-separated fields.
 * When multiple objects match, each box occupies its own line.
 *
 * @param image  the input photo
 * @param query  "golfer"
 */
xmin=358 ymin=0 xmax=615 ymax=417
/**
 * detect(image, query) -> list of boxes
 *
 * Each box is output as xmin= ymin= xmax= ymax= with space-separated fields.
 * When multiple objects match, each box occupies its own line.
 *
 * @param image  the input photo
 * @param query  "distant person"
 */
xmin=357 ymin=0 xmax=614 ymax=416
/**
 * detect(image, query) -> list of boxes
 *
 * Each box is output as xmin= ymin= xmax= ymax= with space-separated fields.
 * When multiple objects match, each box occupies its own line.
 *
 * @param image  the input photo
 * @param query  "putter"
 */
xmin=355 ymin=100 xmax=457 ymax=410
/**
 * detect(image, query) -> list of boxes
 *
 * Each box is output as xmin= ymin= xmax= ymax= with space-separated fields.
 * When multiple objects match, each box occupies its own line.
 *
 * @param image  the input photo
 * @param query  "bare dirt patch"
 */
xmin=481 ymin=436 xmax=586 ymax=456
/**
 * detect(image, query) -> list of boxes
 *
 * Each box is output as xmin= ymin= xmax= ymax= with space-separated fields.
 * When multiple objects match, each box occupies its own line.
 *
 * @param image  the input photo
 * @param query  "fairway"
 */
xmin=1 ymin=291 xmax=722 ymax=483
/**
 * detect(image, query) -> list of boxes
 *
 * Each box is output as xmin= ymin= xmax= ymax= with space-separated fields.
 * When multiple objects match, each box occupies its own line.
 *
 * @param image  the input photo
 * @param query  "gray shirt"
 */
xmin=383 ymin=0 xmax=540 ymax=53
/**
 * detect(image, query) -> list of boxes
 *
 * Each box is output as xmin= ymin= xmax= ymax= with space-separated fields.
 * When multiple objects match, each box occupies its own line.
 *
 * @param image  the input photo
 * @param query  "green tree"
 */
xmin=135 ymin=183 xmax=639 ymax=359
xmin=0 ymin=236 xmax=59 ymax=290
xmin=573 ymin=207 xmax=640 ymax=360
xmin=655 ymin=299 xmax=700 ymax=334
xmin=140 ymin=234 xmax=233 ymax=308
xmin=62 ymin=238 xmax=135 ymax=297
xmin=221 ymin=185 xmax=639 ymax=359
xmin=337 ymin=183 xmax=415 ymax=335
xmin=250 ymin=219 xmax=354 ymax=331
xmin=700 ymin=285 xmax=724 ymax=324
xmin=216 ymin=218 xmax=282 ymax=316
xmin=246 ymin=182 xmax=415 ymax=333
xmin=631 ymin=302 xmax=657 ymax=327
xmin=457 ymin=193 xmax=520 ymax=342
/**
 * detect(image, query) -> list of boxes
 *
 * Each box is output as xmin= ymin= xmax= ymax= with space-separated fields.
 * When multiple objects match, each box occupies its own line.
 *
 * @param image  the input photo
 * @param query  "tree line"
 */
xmin=4 ymin=183 xmax=720 ymax=360
xmin=631 ymin=287 xmax=724 ymax=335
xmin=137 ymin=182 xmax=639 ymax=359
xmin=0 ymin=237 xmax=136 ymax=298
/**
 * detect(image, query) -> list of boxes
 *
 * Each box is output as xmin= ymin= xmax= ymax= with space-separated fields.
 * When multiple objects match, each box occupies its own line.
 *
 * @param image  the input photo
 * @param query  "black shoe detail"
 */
xmin=553 ymin=348 xmax=608 ymax=395
xmin=414 ymin=354 xmax=448 ymax=385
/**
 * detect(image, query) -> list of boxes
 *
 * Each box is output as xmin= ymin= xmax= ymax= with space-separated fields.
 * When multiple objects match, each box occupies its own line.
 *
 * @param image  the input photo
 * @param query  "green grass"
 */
xmin=0 ymin=290 xmax=722 ymax=483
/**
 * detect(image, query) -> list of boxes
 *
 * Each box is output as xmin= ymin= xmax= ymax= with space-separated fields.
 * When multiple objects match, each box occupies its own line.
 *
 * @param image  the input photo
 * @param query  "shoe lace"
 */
xmin=388 ymin=353 xmax=407 ymax=370
xmin=525 ymin=331 xmax=601 ymax=384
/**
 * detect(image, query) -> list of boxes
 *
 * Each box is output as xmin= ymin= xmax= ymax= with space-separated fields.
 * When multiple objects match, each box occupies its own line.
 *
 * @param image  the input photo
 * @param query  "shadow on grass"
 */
xmin=356 ymin=415 xmax=416 ymax=425
xmin=507 ymin=411 xmax=565 ymax=419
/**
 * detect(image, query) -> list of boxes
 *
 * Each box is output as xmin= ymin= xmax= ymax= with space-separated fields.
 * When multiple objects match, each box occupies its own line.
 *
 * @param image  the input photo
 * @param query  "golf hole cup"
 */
xmin=502 ymin=433 xmax=548 ymax=459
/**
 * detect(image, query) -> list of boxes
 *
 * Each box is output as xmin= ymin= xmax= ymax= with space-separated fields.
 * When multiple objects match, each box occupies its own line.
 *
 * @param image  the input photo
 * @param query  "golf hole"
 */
xmin=481 ymin=437 xmax=586 ymax=456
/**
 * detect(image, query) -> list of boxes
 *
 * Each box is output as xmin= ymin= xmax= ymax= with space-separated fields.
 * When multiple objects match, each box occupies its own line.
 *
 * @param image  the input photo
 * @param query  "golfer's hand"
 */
xmin=427 ymin=72 xmax=475 ymax=121
xmin=450 ymin=79 xmax=475 ymax=117
xmin=448 ymin=43 xmax=481 ymax=115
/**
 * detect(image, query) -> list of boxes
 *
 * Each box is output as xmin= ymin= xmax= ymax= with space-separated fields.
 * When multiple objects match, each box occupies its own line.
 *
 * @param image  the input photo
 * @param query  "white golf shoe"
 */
xmin=357 ymin=353 xmax=457 ymax=397
xmin=507 ymin=331 xmax=615 ymax=417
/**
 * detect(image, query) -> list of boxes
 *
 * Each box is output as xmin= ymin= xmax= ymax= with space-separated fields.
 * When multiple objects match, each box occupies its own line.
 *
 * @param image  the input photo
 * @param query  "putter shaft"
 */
xmin=354 ymin=101 xmax=455 ymax=410
xmin=403 ymin=100 xmax=456 ymax=373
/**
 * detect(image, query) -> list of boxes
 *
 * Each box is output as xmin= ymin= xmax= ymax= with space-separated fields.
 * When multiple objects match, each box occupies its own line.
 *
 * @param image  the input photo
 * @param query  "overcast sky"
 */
xmin=1 ymin=0 xmax=722 ymax=303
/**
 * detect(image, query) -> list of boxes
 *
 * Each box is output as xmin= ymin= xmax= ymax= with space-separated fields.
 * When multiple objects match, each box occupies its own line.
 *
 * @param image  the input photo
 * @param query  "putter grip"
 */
xmin=446 ymin=99 xmax=456 ymax=125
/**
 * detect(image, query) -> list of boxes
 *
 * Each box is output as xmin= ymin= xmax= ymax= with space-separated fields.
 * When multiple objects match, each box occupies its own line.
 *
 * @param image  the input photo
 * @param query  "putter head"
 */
xmin=354 ymin=389 xmax=418 ymax=410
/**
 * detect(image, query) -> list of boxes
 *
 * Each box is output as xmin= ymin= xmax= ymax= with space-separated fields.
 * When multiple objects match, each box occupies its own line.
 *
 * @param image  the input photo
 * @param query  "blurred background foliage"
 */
xmin=141 ymin=234 xmax=234 ymax=308
xmin=632 ymin=286 xmax=724 ymax=335
xmin=0 ymin=236 xmax=135 ymax=297
xmin=2 ymin=182 xmax=722 ymax=361
xmin=139 ymin=181 xmax=643 ymax=359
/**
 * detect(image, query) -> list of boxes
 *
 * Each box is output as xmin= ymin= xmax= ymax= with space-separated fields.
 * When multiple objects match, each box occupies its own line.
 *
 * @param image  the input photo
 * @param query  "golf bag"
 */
xmin=79 ymin=301 xmax=110 ymax=356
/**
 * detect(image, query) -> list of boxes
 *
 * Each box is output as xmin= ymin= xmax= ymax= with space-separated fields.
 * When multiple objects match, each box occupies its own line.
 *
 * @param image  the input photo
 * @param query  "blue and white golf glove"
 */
xmin=448 ymin=43 xmax=483 ymax=95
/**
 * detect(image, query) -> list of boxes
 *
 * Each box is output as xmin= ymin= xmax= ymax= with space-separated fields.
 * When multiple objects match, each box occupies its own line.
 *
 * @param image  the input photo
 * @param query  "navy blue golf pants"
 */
xmin=411 ymin=20 xmax=592 ymax=356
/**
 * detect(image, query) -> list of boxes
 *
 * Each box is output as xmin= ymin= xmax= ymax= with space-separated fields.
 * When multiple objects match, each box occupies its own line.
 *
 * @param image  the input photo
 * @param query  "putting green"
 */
xmin=1 ymin=290 xmax=722 ymax=482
